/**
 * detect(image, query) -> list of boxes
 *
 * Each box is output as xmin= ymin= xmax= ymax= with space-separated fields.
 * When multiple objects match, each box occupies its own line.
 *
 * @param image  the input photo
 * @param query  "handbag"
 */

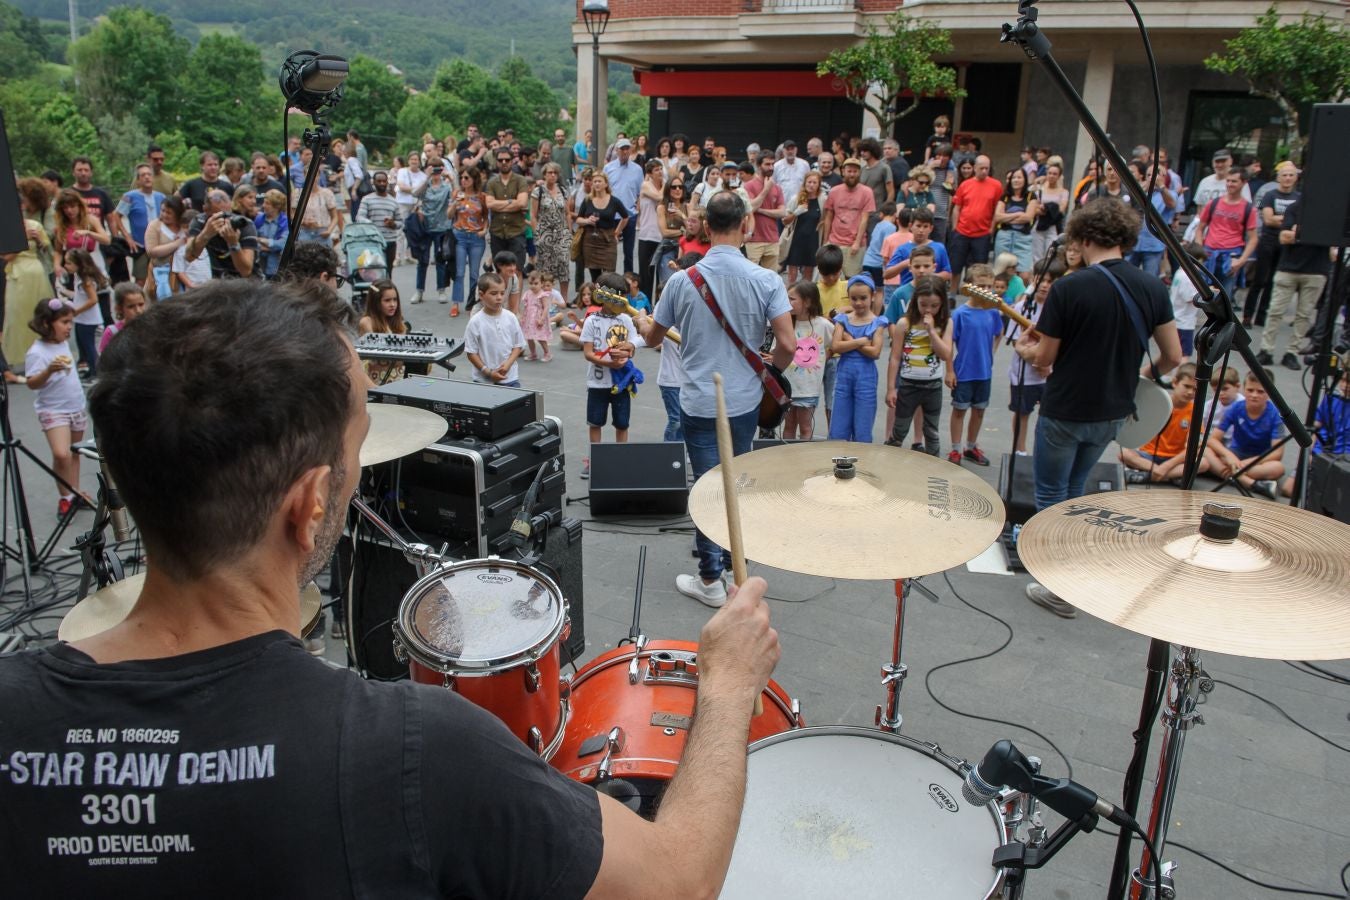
xmin=777 ymin=214 xmax=796 ymax=261
xmin=570 ymin=226 xmax=584 ymax=261
xmin=686 ymin=264 xmax=792 ymax=430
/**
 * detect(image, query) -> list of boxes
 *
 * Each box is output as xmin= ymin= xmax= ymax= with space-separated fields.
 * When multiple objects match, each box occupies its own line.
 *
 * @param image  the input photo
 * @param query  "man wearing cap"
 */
xmin=820 ymin=157 xmax=875 ymax=277
xmin=745 ymin=155 xmax=787 ymax=271
xmin=603 ymin=138 xmax=644 ymax=274
xmin=772 ymin=140 xmax=811 ymax=208
xmin=1184 ymin=148 xmax=1250 ymax=242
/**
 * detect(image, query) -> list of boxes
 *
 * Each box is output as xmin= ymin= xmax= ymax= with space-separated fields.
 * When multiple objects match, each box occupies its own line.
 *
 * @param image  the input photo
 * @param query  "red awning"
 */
xmin=636 ymin=69 xmax=847 ymax=98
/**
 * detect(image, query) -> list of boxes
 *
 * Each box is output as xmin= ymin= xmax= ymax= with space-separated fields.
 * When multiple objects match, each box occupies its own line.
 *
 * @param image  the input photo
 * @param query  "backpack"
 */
xmin=1202 ymin=196 xmax=1252 ymax=237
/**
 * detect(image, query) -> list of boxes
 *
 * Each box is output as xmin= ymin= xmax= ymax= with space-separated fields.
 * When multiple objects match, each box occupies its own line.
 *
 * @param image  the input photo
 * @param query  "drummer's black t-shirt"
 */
xmin=0 ymin=631 xmax=603 ymax=898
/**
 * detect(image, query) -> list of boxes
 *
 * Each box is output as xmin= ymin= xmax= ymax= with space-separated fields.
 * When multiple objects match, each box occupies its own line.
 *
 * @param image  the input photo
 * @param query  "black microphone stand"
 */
xmin=277 ymin=117 xmax=332 ymax=275
xmin=997 ymin=5 xmax=1313 ymax=898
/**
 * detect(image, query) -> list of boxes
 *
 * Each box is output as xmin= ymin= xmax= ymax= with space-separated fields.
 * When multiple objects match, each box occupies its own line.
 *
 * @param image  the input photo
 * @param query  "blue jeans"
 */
xmin=1128 ymin=249 xmax=1163 ymax=277
xmin=827 ymin=354 xmax=877 ymax=442
xmin=660 ymin=386 xmax=684 ymax=442
xmin=74 ymin=323 xmax=99 ymax=376
xmin=683 ymin=408 xmax=758 ymax=581
xmin=1205 ymin=246 xmax=1243 ymax=300
xmin=152 ymin=264 xmax=172 ymax=298
xmin=1032 ymin=415 xmax=1126 ymax=511
xmin=452 ymin=229 xmax=485 ymax=307
xmin=416 ymin=231 xmax=452 ymax=292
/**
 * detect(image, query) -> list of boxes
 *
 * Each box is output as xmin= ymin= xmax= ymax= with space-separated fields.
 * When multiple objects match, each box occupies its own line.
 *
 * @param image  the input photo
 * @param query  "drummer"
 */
xmin=0 ymin=278 xmax=782 ymax=898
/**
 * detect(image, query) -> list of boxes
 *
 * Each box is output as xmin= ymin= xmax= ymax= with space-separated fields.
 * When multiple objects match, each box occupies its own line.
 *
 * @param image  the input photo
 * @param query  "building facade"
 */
xmin=573 ymin=0 xmax=1344 ymax=182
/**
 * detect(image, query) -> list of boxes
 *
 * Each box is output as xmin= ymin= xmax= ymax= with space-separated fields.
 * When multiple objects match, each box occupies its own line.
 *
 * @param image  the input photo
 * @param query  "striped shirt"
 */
xmin=356 ymin=193 xmax=402 ymax=242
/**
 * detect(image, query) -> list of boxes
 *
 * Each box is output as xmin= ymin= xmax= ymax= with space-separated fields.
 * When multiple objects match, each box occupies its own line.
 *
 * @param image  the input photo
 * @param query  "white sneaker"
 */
xmin=579 ymin=457 xmax=590 ymax=480
xmin=437 ymin=290 xmax=448 ymax=304
xmin=411 ymin=290 xmax=424 ymax=304
xmin=676 ymin=574 xmax=727 ymax=608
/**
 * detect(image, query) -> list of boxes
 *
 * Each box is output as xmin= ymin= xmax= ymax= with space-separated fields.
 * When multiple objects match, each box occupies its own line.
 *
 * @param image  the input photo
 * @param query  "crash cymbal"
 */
xmin=688 ymin=441 xmax=1005 ymax=580
xmin=1018 ymin=492 xmax=1350 ymax=660
xmin=361 ymin=403 xmax=447 ymax=468
xmin=59 ymin=575 xmax=324 ymax=641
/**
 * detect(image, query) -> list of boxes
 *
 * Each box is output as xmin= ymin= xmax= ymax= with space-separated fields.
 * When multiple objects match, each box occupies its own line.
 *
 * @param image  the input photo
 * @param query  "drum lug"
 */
xmin=644 ymin=649 xmax=699 ymax=686
xmin=441 ymin=672 xmax=453 ymax=690
xmin=627 ymin=634 xmax=647 ymax=684
xmin=791 ymin=698 xmax=803 ymax=728
xmin=528 ymin=727 xmax=544 ymax=756
xmin=392 ymin=638 xmax=408 ymax=665
xmin=596 ymin=726 xmax=625 ymax=783
xmin=523 ymin=661 xmax=541 ymax=693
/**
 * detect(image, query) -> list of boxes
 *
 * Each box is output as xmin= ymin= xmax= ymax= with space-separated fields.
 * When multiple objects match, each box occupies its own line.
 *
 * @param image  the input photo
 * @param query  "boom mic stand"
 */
xmin=998 ymin=3 xmax=1313 ymax=898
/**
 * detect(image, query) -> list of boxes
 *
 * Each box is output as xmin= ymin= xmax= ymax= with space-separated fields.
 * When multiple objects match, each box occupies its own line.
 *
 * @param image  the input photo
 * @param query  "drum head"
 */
xmin=397 ymin=559 xmax=565 ymax=672
xmin=722 ymin=727 xmax=1004 ymax=899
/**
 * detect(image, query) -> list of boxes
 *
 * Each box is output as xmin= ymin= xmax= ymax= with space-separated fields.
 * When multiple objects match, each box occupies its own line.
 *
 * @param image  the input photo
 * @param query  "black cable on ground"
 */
xmin=1211 ymin=679 xmax=1349 ymax=754
xmin=927 ymin=570 xmax=1074 ymax=778
xmin=1285 ymin=660 xmax=1350 ymax=686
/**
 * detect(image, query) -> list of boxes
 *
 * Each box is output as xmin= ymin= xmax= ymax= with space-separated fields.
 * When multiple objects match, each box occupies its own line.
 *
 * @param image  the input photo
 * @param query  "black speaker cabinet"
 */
xmin=998 ymin=453 xmax=1124 ymax=526
xmin=339 ymin=516 xmax=586 ymax=680
xmin=589 ymin=442 xmax=689 ymax=516
xmin=1306 ymin=452 xmax=1350 ymax=524
xmin=1299 ymin=104 xmax=1350 ymax=247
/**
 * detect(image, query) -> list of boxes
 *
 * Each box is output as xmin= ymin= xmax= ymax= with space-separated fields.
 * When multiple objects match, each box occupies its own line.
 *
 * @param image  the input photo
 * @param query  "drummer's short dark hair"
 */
xmin=90 ymin=280 xmax=357 ymax=580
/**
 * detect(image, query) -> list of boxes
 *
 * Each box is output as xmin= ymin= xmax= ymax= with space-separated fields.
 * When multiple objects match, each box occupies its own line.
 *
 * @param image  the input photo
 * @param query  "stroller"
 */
xmin=340 ymin=224 xmax=388 ymax=305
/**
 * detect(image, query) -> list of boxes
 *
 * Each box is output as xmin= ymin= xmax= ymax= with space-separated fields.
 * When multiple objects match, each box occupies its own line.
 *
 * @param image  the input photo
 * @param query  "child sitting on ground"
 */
xmin=1206 ymin=369 xmax=1286 ymax=499
xmin=1121 ymin=362 xmax=1213 ymax=484
xmin=1281 ymin=367 xmax=1350 ymax=497
xmin=623 ymin=270 xmax=652 ymax=315
xmin=992 ymin=252 xmax=1026 ymax=303
xmin=1200 ymin=365 xmax=1241 ymax=424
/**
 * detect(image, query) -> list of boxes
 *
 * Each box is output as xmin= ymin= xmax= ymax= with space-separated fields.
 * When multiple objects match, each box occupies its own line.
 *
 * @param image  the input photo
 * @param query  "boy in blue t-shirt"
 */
xmin=1281 ymin=368 xmax=1350 ymax=497
xmin=882 ymin=208 xmax=951 ymax=288
xmin=862 ymin=201 xmax=898 ymax=303
xmin=944 ymin=264 xmax=1004 ymax=466
xmin=1206 ymin=369 xmax=1286 ymax=498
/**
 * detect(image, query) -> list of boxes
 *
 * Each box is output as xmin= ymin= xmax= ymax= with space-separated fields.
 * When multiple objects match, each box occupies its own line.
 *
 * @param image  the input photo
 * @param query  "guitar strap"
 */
xmin=1093 ymin=262 xmax=1160 ymax=382
xmin=687 ymin=265 xmax=790 ymax=408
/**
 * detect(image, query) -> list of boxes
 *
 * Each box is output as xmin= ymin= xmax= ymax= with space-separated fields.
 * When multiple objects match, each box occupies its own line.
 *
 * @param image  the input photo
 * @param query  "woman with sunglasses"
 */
xmin=529 ymin=162 xmax=572 ymax=306
xmin=903 ymin=167 xmax=937 ymax=215
xmin=449 ymin=167 xmax=489 ymax=317
xmin=653 ymin=178 xmax=688 ymax=299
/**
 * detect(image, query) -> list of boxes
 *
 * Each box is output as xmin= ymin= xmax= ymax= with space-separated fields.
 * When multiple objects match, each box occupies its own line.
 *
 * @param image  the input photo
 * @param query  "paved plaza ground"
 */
xmin=10 ymin=261 xmax=1348 ymax=898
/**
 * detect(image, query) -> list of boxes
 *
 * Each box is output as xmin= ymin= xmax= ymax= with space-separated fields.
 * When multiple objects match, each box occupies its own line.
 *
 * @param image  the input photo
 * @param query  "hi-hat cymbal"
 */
xmin=58 ymin=575 xmax=324 ymax=642
xmin=1018 ymin=492 xmax=1350 ymax=659
xmin=688 ymin=441 xmax=1005 ymax=580
xmin=361 ymin=403 xmax=447 ymax=468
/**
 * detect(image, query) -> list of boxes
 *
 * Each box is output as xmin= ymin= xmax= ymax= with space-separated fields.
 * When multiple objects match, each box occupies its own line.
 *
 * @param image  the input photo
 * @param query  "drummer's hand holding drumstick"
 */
xmin=696 ymin=576 xmax=780 ymax=711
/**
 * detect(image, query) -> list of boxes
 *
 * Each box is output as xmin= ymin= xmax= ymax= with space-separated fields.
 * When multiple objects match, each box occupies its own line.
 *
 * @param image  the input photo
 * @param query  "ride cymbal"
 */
xmin=1018 ymin=493 xmax=1350 ymax=659
xmin=58 ymin=575 xmax=324 ymax=641
xmin=688 ymin=442 xmax=1004 ymax=580
xmin=361 ymin=403 xmax=447 ymax=468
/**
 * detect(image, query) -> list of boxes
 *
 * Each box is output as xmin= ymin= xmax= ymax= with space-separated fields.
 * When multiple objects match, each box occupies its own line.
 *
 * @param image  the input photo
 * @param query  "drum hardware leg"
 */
xmin=596 ymin=727 xmax=625 ymax=783
xmin=1131 ymin=646 xmax=1209 ymax=900
xmin=350 ymin=496 xmax=448 ymax=576
xmin=523 ymin=661 xmax=541 ymax=693
xmin=877 ymin=577 xmax=931 ymax=733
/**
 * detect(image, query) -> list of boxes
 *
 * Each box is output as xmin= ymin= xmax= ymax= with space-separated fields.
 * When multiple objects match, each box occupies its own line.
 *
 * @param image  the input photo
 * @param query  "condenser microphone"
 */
xmin=95 ymin=443 xmax=132 ymax=542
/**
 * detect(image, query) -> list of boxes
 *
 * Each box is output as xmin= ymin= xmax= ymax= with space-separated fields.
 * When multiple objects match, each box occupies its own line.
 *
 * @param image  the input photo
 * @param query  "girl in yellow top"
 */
xmin=885 ymin=275 xmax=954 ymax=455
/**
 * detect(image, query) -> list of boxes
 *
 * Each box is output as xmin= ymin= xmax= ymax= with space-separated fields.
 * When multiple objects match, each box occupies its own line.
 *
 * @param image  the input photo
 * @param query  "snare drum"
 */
xmin=721 ymin=726 xmax=1006 ymax=899
xmin=551 ymin=640 xmax=801 ymax=816
xmin=392 ymin=559 xmax=570 ymax=759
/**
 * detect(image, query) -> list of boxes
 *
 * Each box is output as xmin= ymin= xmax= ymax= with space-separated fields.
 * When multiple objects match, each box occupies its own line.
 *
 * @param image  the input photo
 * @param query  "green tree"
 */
xmin=817 ymin=11 xmax=964 ymax=136
xmin=336 ymin=54 xmax=409 ymax=153
xmin=95 ymin=113 xmax=153 ymax=187
xmin=610 ymin=90 xmax=648 ymax=142
xmin=69 ymin=6 xmax=190 ymax=136
xmin=395 ymin=92 xmax=467 ymax=150
xmin=177 ymin=33 xmax=270 ymax=157
xmin=0 ymin=79 xmax=95 ymax=175
xmin=152 ymin=129 xmax=204 ymax=178
xmin=1204 ymin=5 xmax=1350 ymax=163
xmin=498 ymin=56 xmax=560 ymax=146
xmin=0 ymin=0 xmax=49 ymax=79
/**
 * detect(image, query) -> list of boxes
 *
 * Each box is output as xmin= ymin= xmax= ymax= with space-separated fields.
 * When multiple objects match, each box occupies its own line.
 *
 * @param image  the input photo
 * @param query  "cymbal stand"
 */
xmin=876 ymin=575 xmax=937 ymax=732
xmin=349 ymin=496 xmax=447 ymax=577
xmin=1130 ymin=645 xmax=1213 ymax=899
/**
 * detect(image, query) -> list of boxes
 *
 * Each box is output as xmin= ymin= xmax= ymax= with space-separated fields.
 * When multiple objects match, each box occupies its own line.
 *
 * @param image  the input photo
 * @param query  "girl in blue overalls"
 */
xmin=828 ymin=273 xmax=889 ymax=442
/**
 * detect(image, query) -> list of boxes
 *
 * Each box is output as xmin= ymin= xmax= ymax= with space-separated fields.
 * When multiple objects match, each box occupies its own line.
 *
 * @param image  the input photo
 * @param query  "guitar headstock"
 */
xmin=960 ymin=281 xmax=1005 ymax=310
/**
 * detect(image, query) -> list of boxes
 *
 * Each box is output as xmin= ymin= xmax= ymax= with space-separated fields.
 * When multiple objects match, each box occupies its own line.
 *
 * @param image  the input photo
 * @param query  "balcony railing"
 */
xmin=754 ymin=0 xmax=864 ymax=10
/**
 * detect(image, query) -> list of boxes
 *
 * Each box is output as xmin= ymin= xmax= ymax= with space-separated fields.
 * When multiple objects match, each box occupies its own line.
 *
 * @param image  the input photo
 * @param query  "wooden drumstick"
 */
xmin=713 ymin=373 xmax=763 ymax=717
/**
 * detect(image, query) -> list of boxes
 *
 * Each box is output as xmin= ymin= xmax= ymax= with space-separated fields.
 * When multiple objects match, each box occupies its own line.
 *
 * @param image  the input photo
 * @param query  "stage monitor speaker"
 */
xmin=339 ymin=516 xmax=587 ymax=680
xmin=1298 ymin=104 xmax=1350 ymax=247
xmin=998 ymin=453 xmax=1124 ymax=526
xmin=588 ymin=442 xmax=688 ymax=516
xmin=0 ymin=111 xmax=28 ymax=254
xmin=1306 ymin=452 xmax=1350 ymax=525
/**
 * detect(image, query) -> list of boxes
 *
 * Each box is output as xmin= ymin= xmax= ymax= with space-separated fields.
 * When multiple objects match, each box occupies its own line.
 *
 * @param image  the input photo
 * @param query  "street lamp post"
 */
xmin=582 ymin=0 xmax=611 ymax=170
